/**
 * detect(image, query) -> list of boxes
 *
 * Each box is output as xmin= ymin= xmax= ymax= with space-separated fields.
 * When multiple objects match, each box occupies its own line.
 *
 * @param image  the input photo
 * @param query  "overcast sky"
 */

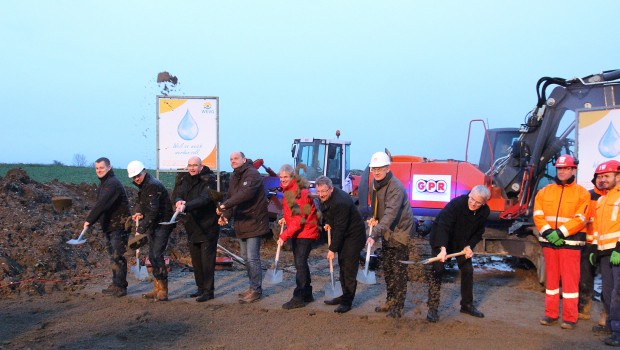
xmin=1 ymin=0 xmax=618 ymax=172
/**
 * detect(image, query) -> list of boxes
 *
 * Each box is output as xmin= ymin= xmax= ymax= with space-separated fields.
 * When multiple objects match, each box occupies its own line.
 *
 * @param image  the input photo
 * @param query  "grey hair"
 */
xmin=278 ymin=164 xmax=295 ymax=176
xmin=470 ymin=185 xmax=491 ymax=201
xmin=315 ymin=175 xmax=333 ymax=188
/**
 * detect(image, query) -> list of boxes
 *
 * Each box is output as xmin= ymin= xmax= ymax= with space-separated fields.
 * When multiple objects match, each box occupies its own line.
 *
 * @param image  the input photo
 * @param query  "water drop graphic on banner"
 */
xmin=599 ymin=122 xmax=620 ymax=158
xmin=177 ymin=110 xmax=199 ymax=140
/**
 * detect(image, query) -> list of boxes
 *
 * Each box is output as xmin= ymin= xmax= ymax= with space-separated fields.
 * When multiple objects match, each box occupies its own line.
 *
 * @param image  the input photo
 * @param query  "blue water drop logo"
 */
xmin=177 ymin=110 xmax=199 ymax=140
xmin=599 ymin=122 xmax=620 ymax=158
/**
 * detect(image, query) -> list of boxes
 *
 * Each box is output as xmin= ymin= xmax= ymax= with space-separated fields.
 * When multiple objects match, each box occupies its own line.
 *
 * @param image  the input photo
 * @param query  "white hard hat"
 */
xmin=127 ymin=160 xmax=145 ymax=178
xmin=369 ymin=152 xmax=391 ymax=168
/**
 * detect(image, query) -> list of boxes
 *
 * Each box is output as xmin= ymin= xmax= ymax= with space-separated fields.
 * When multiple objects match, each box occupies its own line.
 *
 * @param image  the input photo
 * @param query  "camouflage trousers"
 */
xmin=382 ymin=240 xmax=409 ymax=312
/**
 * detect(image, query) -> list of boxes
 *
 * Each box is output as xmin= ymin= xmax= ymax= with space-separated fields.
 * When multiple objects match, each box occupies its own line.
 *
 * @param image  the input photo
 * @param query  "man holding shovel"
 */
xmin=84 ymin=157 xmax=131 ymax=297
xmin=316 ymin=176 xmax=366 ymax=313
xmin=426 ymin=185 xmax=491 ymax=323
xmin=128 ymin=160 xmax=174 ymax=302
xmin=276 ymin=164 xmax=319 ymax=309
xmin=366 ymin=151 xmax=415 ymax=319
xmin=174 ymin=156 xmax=221 ymax=302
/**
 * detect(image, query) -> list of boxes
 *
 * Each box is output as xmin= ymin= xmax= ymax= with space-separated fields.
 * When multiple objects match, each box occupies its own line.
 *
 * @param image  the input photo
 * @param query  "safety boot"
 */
xmin=142 ymin=280 xmax=159 ymax=299
xmin=600 ymin=308 xmax=608 ymax=327
xmin=375 ymin=302 xmax=391 ymax=313
xmin=155 ymin=279 xmax=169 ymax=301
xmin=578 ymin=299 xmax=591 ymax=320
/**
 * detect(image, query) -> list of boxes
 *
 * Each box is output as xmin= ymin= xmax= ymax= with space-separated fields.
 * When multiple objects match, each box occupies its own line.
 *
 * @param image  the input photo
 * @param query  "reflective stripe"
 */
xmin=598 ymin=231 xmax=620 ymax=242
xmin=544 ymin=216 xmax=570 ymax=223
xmin=534 ymin=210 xmax=545 ymax=216
xmin=559 ymin=226 xmax=569 ymax=237
xmin=541 ymin=224 xmax=552 ymax=232
xmin=613 ymin=198 xmax=620 ymax=221
xmin=546 ymin=288 xmax=560 ymax=295
xmin=600 ymin=241 xmax=619 ymax=251
xmin=562 ymin=292 xmax=579 ymax=299
xmin=575 ymin=213 xmax=586 ymax=222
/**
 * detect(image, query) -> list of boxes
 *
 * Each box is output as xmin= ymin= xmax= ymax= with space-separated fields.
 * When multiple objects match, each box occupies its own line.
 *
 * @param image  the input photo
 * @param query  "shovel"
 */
xmin=159 ymin=209 xmax=181 ymax=225
xmin=264 ymin=225 xmax=284 ymax=285
xmin=130 ymin=219 xmax=149 ymax=280
xmin=67 ymin=226 xmax=90 ymax=245
xmin=356 ymin=225 xmax=377 ymax=285
xmin=217 ymin=244 xmax=246 ymax=266
xmin=400 ymin=250 xmax=467 ymax=265
xmin=323 ymin=228 xmax=343 ymax=299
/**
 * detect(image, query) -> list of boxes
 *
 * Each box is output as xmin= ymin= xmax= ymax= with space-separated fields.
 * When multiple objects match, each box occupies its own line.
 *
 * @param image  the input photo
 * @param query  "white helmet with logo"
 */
xmin=369 ymin=151 xmax=391 ymax=168
xmin=127 ymin=160 xmax=145 ymax=178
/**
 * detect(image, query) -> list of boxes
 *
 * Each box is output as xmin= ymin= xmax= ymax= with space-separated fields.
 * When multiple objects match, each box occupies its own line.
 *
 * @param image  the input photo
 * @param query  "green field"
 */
xmin=0 ymin=164 xmax=178 ymax=189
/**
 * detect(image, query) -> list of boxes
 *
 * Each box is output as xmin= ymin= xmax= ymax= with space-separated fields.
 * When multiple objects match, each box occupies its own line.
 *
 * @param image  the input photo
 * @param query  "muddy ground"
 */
xmin=0 ymin=168 xmax=610 ymax=349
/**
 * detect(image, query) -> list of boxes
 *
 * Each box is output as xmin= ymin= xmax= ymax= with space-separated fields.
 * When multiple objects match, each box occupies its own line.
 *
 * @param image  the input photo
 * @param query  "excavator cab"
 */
xmin=291 ymin=137 xmax=351 ymax=189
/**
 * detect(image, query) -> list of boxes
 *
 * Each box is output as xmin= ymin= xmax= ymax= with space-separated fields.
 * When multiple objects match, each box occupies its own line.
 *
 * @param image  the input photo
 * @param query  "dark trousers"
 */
xmin=602 ymin=255 xmax=613 ymax=323
xmin=579 ymin=244 xmax=597 ymax=312
xmin=610 ymin=262 xmax=620 ymax=338
xmin=149 ymin=225 xmax=172 ymax=281
xmin=291 ymin=237 xmax=313 ymax=300
xmin=383 ymin=240 xmax=409 ymax=312
xmin=105 ymin=229 xmax=129 ymax=289
xmin=338 ymin=238 xmax=365 ymax=307
xmin=427 ymin=247 xmax=474 ymax=310
xmin=189 ymin=234 xmax=219 ymax=295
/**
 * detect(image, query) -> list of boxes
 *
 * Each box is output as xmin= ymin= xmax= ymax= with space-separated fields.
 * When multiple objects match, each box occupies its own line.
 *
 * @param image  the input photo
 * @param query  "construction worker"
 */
xmin=174 ymin=156 xmax=220 ymax=302
xmin=316 ymin=175 xmax=366 ymax=313
xmin=426 ymin=185 xmax=491 ymax=323
xmin=534 ymin=154 xmax=589 ymax=330
xmin=218 ymin=152 xmax=270 ymax=304
xmin=366 ymin=151 xmax=415 ymax=318
xmin=589 ymin=161 xmax=620 ymax=342
xmin=84 ymin=157 xmax=131 ymax=297
xmin=580 ymin=161 xmax=619 ymax=324
xmin=128 ymin=160 xmax=174 ymax=301
xmin=276 ymin=164 xmax=319 ymax=309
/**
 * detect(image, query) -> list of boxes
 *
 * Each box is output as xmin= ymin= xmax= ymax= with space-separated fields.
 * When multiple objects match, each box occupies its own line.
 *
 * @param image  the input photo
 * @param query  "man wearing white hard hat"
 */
xmin=366 ymin=151 xmax=415 ymax=318
xmin=128 ymin=160 xmax=174 ymax=301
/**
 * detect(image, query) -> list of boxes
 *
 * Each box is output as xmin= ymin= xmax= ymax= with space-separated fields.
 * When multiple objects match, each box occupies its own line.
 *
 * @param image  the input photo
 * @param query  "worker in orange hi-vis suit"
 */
xmin=534 ymin=154 xmax=590 ymax=330
xmin=591 ymin=162 xmax=620 ymax=346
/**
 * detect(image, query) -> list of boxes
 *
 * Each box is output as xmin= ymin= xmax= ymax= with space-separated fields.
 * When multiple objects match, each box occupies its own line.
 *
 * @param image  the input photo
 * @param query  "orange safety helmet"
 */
xmin=555 ymin=154 xmax=578 ymax=168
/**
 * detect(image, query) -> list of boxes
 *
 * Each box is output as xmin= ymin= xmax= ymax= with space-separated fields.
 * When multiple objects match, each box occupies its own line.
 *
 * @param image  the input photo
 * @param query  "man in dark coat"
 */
xmin=174 ymin=156 xmax=220 ymax=302
xmin=219 ymin=151 xmax=270 ymax=303
xmin=128 ymin=160 xmax=174 ymax=301
xmin=316 ymin=175 xmax=366 ymax=313
xmin=426 ymin=185 xmax=491 ymax=322
xmin=84 ymin=157 xmax=131 ymax=297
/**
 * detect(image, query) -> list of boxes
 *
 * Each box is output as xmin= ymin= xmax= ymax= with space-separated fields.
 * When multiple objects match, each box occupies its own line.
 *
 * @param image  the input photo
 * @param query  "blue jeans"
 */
xmin=105 ymin=229 xmax=129 ymax=289
xmin=149 ymin=225 xmax=172 ymax=281
xmin=291 ymin=238 xmax=313 ymax=300
xmin=240 ymin=237 xmax=263 ymax=293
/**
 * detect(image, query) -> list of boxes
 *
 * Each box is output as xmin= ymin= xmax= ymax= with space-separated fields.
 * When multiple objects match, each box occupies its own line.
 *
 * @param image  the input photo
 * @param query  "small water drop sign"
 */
xmin=157 ymin=96 xmax=219 ymax=171
xmin=577 ymin=108 xmax=620 ymax=190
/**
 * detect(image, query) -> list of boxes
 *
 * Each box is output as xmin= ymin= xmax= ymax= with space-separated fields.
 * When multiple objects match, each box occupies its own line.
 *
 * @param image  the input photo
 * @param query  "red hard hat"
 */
xmin=595 ymin=160 xmax=620 ymax=174
xmin=555 ymin=154 xmax=578 ymax=168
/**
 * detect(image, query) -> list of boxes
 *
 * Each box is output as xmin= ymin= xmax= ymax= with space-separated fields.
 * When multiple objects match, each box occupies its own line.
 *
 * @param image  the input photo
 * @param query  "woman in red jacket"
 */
xmin=277 ymin=164 xmax=320 ymax=309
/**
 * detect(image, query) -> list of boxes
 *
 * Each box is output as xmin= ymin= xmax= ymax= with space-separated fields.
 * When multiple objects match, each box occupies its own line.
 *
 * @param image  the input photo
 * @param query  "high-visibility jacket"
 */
xmin=534 ymin=178 xmax=589 ymax=249
xmin=586 ymin=187 xmax=606 ymax=244
xmin=593 ymin=185 xmax=620 ymax=253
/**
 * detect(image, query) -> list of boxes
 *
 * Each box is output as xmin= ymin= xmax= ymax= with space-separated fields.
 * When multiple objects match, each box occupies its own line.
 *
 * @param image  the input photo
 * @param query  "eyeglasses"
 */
xmin=468 ymin=196 xmax=485 ymax=206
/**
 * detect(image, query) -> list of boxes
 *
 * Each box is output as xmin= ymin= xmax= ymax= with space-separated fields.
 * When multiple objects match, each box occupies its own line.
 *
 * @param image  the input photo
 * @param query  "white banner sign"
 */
xmin=578 ymin=108 xmax=620 ymax=190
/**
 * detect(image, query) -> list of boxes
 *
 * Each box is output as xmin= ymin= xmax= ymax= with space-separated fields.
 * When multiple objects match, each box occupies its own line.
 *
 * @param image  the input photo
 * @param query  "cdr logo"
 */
xmin=416 ymin=179 xmax=447 ymax=193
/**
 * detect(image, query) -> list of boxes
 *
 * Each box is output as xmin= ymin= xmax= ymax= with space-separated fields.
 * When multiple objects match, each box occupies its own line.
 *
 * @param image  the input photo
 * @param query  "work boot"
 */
xmin=592 ymin=325 xmax=612 ymax=335
xmin=600 ymin=309 xmax=608 ymax=327
xmin=238 ymin=288 xmax=252 ymax=298
xmin=561 ymin=321 xmax=576 ymax=330
xmin=427 ymin=308 xmax=439 ymax=323
xmin=112 ymin=287 xmax=127 ymax=298
xmin=578 ymin=300 xmax=591 ymax=320
xmin=196 ymin=293 xmax=214 ymax=302
xmin=155 ymin=279 xmax=168 ymax=301
xmin=386 ymin=308 xmax=402 ymax=319
xmin=189 ymin=289 xmax=204 ymax=298
xmin=303 ymin=294 xmax=315 ymax=303
xmin=605 ymin=336 xmax=620 ymax=347
xmin=102 ymin=284 xmax=117 ymax=295
xmin=239 ymin=290 xmax=261 ymax=304
xmin=540 ymin=316 xmax=559 ymax=326
xmin=282 ymin=298 xmax=306 ymax=310
xmin=460 ymin=305 xmax=484 ymax=318
xmin=324 ymin=296 xmax=342 ymax=306
xmin=334 ymin=304 xmax=352 ymax=313
xmin=142 ymin=280 xmax=159 ymax=299
xmin=375 ymin=302 xmax=391 ymax=313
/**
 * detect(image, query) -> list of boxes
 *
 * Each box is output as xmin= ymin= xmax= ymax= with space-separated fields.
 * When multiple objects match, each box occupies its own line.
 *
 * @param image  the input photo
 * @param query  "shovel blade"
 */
xmin=136 ymin=265 xmax=149 ymax=280
xmin=67 ymin=237 xmax=87 ymax=245
xmin=356 ymin=269 xmax=377 ymax=285
xmin=264 ymin=269 xmax=283 ymax=285
xmin=323 ymin=282 xmax=343 ymax=299
xmin=158 ymin=220 xmax=176 ymax=225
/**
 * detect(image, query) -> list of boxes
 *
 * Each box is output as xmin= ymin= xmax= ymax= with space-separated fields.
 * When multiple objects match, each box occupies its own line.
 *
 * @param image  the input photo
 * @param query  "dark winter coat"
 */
xmin=133 ymin=172 xmax=173 ymax=235
xmin=86 ymin=169 xmax=130 ymax=233
xmin=429 ymin=194 xmax=490 ymax=252
xmin=370 ymin=172 xmax=415 ymax=246
xmin=174 ymin=166 xmax=220 ymax=243
xmin=320 ymin=187 xmax=366 ymax=253
xmin=222 ymin=160 xmax=269 ymax=239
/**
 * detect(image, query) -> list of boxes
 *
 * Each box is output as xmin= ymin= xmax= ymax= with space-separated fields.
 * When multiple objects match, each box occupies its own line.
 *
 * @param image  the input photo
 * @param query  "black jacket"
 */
xmin=222 ymin=160 xmax=270 ymax=239
xmin=174 ymin=166 xmax=219 ymax=242
xmin=429 ymin=194 xmax=489 ymax=252
xmin=320 ymin=187 xmax=366 ymax=253
xmin=133 ymin=173 xmax=173 ymax=235
xmin=86 ymin=169 xmax=130 ymax=233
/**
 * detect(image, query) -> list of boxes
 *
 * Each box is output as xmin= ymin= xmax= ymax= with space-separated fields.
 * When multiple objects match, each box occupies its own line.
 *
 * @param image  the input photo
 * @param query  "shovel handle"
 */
xmin=327 ymin=228 xmax=331 ymax=246
xmin=170 ymin=210 xmax=180 ymax=222
xmin=135 ymin=217 xmax=140 ymax=234
xmin=275 ymin=239 xmax=282 ymax=262
xmin=422 ymin=250 xmax=467 ymax=264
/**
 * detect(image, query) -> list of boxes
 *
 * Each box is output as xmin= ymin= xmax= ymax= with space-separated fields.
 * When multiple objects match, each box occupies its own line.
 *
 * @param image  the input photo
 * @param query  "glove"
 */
xmin=546 ymin=231 xmax=565 ymax=246
xmin=611 ymin=251 xmax=620 ymax=266
xmin=541 ymin=229 xmax=553 ymax=239
xmin=586 ymin=244 xmax=598 ymax=266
